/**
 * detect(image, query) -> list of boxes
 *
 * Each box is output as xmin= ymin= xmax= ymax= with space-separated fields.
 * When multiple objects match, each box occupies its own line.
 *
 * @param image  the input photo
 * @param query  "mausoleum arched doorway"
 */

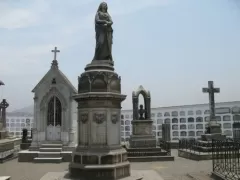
xmin=46 ymin=96 xmax=62 ymax=141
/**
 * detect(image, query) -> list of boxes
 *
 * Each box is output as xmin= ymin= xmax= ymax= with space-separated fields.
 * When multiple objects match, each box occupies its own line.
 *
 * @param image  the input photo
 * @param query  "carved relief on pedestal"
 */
xmin=80 ymin=113 xmax=88 ymax=124
xmin=111 ymin=113 xmax=119 ymax=124
xmin=93 ymin=113 xmax=105 ymax=124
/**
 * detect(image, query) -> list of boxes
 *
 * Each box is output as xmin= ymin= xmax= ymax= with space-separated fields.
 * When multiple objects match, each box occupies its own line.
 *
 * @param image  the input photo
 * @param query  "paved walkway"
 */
xmin=0 ymin=150 xmax=213 ymax=180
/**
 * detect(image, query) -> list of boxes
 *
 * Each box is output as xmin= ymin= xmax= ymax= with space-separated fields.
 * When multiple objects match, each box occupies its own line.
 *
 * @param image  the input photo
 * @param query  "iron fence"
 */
xmin=212 ymin=139 xmax=240 ymax=180
xmin=178 ymin=138 xmax=212 ymax=155
xmin=159 ymin=140 xmax=171 ymax=155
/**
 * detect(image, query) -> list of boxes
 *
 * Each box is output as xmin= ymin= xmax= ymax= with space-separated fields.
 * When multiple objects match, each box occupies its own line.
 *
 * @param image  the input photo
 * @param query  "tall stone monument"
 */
xmin=201 ymin=81 xmax=226 ymax=141
xmin=0 ymin=99 xmax=9 ymax=139
xmin=69 ymin=2 xmax=130 ymax=179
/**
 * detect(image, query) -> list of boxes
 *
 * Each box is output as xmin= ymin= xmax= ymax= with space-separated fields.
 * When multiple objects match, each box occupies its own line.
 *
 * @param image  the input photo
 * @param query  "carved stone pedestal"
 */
xmin=129 ymin=120 xmax=156 ymax=148
xmin=69 ymin=60 xmax=131 ymax=180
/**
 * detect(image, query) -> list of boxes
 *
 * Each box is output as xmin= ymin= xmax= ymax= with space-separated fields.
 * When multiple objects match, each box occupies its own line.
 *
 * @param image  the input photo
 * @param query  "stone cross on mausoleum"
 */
xmin=51 ymin=47 xmax=60 ymax=68
xmin=202 ymin=81 xmax=220 ymax=122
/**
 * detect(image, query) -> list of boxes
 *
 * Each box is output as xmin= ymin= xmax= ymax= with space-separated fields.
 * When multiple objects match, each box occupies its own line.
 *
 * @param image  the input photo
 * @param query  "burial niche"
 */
xmin=132 ymin=85 xmax=151 ymax=120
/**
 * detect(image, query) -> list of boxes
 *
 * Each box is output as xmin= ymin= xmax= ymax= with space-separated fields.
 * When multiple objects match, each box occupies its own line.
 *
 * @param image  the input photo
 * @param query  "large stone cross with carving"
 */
xmin=202 ymin=81 xmax=220 ymax=121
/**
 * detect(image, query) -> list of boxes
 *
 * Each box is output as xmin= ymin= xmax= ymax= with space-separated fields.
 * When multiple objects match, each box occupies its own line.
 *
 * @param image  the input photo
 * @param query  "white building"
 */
xmin=6 ymin=112 xmax=34 ymax=138
xmin=121 ymin=101 xmax=240 ymax=142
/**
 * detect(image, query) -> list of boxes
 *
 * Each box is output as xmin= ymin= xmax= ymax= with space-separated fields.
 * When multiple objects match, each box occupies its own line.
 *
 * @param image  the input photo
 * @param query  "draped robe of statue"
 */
xmin=93 ymin=3 xmax=113 ymax=61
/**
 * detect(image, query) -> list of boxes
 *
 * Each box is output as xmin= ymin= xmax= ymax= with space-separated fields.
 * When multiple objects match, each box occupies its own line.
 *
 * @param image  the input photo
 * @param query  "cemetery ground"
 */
xmin=0 ymin=150 xmax=213 ymax=180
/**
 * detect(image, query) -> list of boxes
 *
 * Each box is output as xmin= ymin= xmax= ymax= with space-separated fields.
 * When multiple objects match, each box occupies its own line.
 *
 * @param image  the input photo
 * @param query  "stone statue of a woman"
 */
xmin=93 ymin=2 xmax=113 ymax=61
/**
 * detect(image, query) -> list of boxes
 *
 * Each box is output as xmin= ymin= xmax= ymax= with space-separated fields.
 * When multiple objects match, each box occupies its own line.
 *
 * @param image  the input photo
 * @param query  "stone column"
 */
xmin=0 ymin=99 xmax=9 ymax=130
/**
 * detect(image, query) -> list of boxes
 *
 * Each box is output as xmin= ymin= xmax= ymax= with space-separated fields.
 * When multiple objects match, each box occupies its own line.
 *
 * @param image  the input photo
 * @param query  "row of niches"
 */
xmin=6 ymin=127 xmax=32 ymax=132
xmin=121 ymin=107 xmax=240 ymax=119
xmin=172 ymin=130 xmax=232 ymax=137
xmin=6 ymin=123 xmax=33 ymax=128
xmin=6 ymin=118 xmax=33 ymax=123
xmin=121 ymin=115 xmax=237 ymax=125
xmin=170 ymin=123 xmax=232 ymax=130
xmin=162 ymin=115 xmax=238 ymax=124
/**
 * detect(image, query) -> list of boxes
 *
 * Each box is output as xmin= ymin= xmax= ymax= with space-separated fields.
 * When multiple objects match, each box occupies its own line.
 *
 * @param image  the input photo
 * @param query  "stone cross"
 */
xmin=51 ymin=47 xmax=60 ymax=60
xmin=0 ymin=99 xmax=9 ymax=130
xmin=202 ymin=81 xmax=220 ymax=121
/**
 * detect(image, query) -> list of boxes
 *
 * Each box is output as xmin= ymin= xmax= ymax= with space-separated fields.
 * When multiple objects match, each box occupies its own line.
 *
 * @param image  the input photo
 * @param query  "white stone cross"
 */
xmin=51 ymin=47 xmax=60 ymax=60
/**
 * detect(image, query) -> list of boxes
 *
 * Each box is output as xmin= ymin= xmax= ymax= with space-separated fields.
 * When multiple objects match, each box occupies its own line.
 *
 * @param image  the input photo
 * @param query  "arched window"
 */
xmin=180 ymin=131 xmax=187 ymax=136
xmin=47 ymin=96 xmax=62 ymax=126
xmin=188 ymin=111 xmax=194 ymax=115
xmin=180 ymin=111 xmax=185 ymax=116
xmin=180 ymin=118 xmax=186 ymax=123
xmin=196 ymin=124 xmax=203 ymax=129
xmin=223 ymin=115 xmax=231 ymax=121
xmin=157 ymin=113 xmax=162 ymax=117
xmin=164 ymin=118 xmax=170 ymax=124
xmin=125 ymin=120 xmax=130 ymax=125
xmin=196 ymin=117 xmax=203 ymax=122
xmin=180 ymin=124 xmax=186 ymax=129
xmin=164 ymin=112 xmax=170 ymax=117
xmin=172 ymin=131 xmax=179 ymax=136
xmin=125 ymin=126 xmax=130 ymax=131
xmin=223 ymin=123 xmax=231 ymax=129
xmin=157 ymin=119 xmax=163 ymax=124
xmin=188 ymin=117 xmax=194 ymax=123
xmin=172 ymin=118 xmax=178 ymax=123
xmin=188 ymin=131 xmax=195 ymax=136
xmin=172 ymin=125 xmax=178 ymax=130
xmin=196 ymin=131 xmax=203 ymax=136
xmin=233 ymin=115 xmax=240 ymax=121
xmin=196 ymin=110 xmax=202 ymax=115
xmin=171 ymin=111 xmax=178 ymax=117
xmin=188 ymin=124 xmax=195 ymax=129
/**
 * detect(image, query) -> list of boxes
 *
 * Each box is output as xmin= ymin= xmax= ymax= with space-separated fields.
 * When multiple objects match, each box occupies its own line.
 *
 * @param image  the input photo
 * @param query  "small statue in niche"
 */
xmin=138 ymin=104 xmax=146 ymax=120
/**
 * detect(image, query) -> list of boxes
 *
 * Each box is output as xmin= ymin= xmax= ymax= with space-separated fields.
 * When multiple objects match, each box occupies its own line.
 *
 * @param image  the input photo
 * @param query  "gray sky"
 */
xmin=1 ymin=0 xmax=240 ymax=111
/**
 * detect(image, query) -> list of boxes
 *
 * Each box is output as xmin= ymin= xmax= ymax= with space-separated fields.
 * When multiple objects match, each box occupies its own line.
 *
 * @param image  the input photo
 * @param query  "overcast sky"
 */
xmin=0 ymin=0 xmax=240 ymax=111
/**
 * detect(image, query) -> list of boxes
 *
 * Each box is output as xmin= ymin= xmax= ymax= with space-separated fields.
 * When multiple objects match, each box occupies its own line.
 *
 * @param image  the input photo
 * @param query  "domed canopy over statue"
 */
xmin=93 ymin=2 xmax=113 ymax=61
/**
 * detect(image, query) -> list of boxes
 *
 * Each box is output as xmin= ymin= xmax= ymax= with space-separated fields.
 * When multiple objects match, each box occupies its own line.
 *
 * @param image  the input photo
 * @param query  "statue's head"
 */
xmin=139 ymin=104 xmax=143 ymax=109
xmin=98 ymin=2 xmax=108 ymax=13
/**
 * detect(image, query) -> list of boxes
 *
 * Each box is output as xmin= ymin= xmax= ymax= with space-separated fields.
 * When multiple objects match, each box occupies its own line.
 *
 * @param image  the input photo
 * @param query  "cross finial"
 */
xmin=51 ymin=47 xmax=60 ymax=69
xmin=51 ymin=47 xmax=60 ymax=60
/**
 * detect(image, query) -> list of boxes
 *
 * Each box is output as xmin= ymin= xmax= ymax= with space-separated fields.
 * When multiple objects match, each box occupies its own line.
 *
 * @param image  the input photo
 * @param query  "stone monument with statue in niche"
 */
xmin=126 ymin=86 xmax=174 ymax=162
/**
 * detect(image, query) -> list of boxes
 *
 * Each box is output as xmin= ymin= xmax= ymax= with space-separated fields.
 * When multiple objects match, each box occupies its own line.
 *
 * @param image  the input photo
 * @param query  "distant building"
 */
xmin=121 ymin=101 xmax=240 ymax=142
xmin=6 ymin=112 xmax=34 ymax=137
xmin=7 ymin=101 xmax=240 ymax=141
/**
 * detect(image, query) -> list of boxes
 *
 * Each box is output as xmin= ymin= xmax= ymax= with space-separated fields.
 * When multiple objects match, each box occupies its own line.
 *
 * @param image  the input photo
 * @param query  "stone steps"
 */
xmin=34 ymin=157 xmax=62 ymax=163
xmin=34 ymin=143 xmax=64 ymax=163
xmin=39 ymin=148 xmax=62 ymax=152
xmin=38 ymin=152 xmax=61 ymax=158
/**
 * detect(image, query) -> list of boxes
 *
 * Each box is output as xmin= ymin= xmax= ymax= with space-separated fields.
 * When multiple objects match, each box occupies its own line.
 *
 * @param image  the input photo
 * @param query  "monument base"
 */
xmin=69 ymin=147 xmax=131 ymax=180
xmin=201 ymin=134 xmax=226 ymax=141
xmin=0 ymin=138 xmax=21 ymax=163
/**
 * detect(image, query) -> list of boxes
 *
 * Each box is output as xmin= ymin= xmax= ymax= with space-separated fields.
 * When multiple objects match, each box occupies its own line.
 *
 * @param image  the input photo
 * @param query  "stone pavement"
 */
xmin=0 ymin=150 xmax=213 ymax=180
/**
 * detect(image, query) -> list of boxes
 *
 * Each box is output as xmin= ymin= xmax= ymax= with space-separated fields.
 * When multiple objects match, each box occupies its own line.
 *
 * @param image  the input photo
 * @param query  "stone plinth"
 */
xmin=0 ymin=138 xmax=21 ymax=163
xmin=69 ymin=60 xmax=131 ymax=180
xmin=129 ymin=120 xmax=156 ymax=148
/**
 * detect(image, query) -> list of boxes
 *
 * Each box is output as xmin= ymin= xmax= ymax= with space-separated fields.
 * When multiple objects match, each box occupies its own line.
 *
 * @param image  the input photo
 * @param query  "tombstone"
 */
xmin=201 ymin=81 xmax=226 ymax=141
xmin=129 ymin=85 xmax=156 ymax=148
xmin=162 ymin=124 xmax=171 ymax=141
xmin=68 ymin=2 xmax=131 ymax=179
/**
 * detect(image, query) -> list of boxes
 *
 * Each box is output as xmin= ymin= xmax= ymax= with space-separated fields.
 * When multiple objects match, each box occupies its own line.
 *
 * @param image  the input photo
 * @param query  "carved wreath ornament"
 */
xmin=111 ymin=114 xmax=119 ymax=124
xmin=80 ymin=113 xmax=88 ymax=124
xmin=93 ymin=113 xmax=105 ymax=124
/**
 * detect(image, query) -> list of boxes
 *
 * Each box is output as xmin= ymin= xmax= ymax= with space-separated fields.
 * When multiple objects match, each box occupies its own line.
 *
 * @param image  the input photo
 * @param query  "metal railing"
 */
xmin=212 ymin=139 xmax=240 ymax=180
